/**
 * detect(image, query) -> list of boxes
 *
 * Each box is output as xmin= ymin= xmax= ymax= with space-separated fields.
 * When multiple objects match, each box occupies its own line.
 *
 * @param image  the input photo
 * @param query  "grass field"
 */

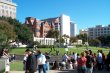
xmin=10 ymin=46 xmax=110 ymax=55
xmin=10 ymin=61 xmax=23 ymax=71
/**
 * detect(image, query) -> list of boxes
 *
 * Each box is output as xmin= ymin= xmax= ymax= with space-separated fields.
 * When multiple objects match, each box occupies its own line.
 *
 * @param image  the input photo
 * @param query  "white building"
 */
xmin=88 ymin=25 xmax=110 ymax=39
xmin=70 ymin=22 xmax=77 ymax=37
xmin=60 ymin=14 xmax=70 ymax=36
xmin=0 ymin=0 xmax=17 ymax=18
xmin=34 ymin=37 xmax=56 ymax=45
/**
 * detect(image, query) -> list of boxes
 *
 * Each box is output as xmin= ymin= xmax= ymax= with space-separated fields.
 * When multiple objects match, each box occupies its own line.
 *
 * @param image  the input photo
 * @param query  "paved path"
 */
xmin=10 ymin=70 xmax=110 ymax=73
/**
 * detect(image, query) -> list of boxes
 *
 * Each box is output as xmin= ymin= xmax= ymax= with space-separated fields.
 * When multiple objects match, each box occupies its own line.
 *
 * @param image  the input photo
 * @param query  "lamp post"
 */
xmin=86 ymin=29 xmax=88 ymax=49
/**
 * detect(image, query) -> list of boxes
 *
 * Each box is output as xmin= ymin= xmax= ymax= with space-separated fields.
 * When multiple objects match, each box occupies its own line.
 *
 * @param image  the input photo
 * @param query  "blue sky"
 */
xmin=13 ymin=0 xmax=110 ymax=33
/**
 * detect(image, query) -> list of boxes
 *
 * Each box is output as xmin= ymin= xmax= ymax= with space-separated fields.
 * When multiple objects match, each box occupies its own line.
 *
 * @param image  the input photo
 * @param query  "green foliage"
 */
xmin=46 ymin=29 xmax=59 ymax=38
xmin=77 ymin=34 xmax=87 ymax=44
xmin=97 ymin=35 xmax=110 ymax=46
xmin=89 ymin=39 xmax=101 ymax=47
xmin=0 ymin=16 xmax=33 ymax=45
xmin=70 ymin=37 xmax=78 ymax=43
xmin=0 ymin=20 xmax=16 ymax=50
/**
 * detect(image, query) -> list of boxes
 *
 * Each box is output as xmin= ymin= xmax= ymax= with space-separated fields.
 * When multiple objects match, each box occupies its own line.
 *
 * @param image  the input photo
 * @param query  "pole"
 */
xmin=58 ymin=17 xmax=61 ymax=48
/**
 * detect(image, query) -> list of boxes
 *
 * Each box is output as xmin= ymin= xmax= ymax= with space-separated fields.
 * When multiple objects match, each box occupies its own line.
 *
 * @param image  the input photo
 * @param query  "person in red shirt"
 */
xmin=77 ymin=52 xmax=87 ymax=73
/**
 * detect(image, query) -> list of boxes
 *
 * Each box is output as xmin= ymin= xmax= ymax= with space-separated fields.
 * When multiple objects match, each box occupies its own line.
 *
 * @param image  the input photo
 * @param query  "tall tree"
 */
xmin=76 ymin=34 xmax=88 ymax=44
xmin=0 ymin=17 xmax=33 ymax=45
xmin=70 ymin=37 xmax=78 ymax=43
xmin=0 ymin=21 xmax=16 ymax=49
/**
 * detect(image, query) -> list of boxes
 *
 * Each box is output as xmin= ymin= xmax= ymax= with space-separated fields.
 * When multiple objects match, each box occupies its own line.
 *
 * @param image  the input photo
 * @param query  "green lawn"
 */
xmin=9 ymin=47 xmax=110 ymax=55
xmin=10 ymin=61 xmax=23 ymax=71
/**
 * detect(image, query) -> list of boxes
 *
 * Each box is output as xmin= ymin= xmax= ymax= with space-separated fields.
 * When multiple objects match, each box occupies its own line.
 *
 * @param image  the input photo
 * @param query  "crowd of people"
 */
xmin=23 ymin=49 xmax=49 ymax=73
xmin=0 ymin=48 xmax=110 ymax=73
xmin=23 ymin=48 xmax=110 ymax=73
xmin=58 ymin=49 xmax=110 ymax=73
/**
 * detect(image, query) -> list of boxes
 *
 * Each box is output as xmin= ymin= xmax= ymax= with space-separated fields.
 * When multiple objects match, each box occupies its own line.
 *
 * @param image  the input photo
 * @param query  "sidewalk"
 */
xmin=10 ymin=70 xmax=64 ymax=73
xmin=10 ymin=70 xmax=110 ymax=73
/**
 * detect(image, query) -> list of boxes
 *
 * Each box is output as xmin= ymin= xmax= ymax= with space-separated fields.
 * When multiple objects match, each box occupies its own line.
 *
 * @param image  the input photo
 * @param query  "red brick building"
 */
xmin=25 ymin=17 xmax=53 ymax=38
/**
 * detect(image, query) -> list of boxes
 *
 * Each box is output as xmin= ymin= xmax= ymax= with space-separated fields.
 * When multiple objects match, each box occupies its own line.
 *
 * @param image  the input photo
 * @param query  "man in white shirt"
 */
xmin=37 ymin=50 xmax=46 ymax=73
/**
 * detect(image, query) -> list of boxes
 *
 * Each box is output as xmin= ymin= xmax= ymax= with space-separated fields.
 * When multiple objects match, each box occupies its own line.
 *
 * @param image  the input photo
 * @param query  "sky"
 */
xmin=13 ymin=0 xmax=110 ymax=33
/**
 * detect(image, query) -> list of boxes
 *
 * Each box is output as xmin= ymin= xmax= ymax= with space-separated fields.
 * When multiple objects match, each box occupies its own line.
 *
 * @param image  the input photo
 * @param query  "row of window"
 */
xmin=89 ymin=28 xmax=110 ymax=31
xmin=0 ymin=5 xmax=16 ymax=11
xmin=0 ymin=9 xmax=16 ymax=16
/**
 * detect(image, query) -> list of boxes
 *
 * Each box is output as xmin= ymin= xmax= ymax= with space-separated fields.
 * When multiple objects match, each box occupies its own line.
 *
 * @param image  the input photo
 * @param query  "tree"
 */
xmin=76 ymin=34 xmax=88 ymax=44
xmin=0 ymin=17 xmax=33 ymax=45
xmin=97 ymin=35 xmax=110 ymax=46
xmin=46 ymin=29 xmax=59 ymax=38
xmin=70 ymin=37 xmax=78 ymax=43
xmin=17 ymin=24 xmax=33 ymax=44
xmin=89 ymin=39 xmax=101 ymax=47
xmin=62 ymin=34 xmax=69 ymax=44
xmin=0 ymin=21 xmax=16 ymax=49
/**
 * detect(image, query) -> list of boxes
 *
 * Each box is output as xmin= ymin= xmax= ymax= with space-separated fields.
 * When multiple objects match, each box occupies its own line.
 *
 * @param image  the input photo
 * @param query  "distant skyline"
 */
xmin=13 ymin=0 xmax=110 ymax=33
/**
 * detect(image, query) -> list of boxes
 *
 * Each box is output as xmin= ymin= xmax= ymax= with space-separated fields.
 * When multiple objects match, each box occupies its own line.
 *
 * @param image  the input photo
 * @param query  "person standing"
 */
xmin=96 ymin=50 xmax=103 ymax=71
xmin=26 ymin=50 xmax=37 ymax=73
xmin=37 ymin=50 xmax=47 ymax=73
xmin=86 ymin=51 xmax=94 ymax=73
xmin=77 ymin=52 xmax=87 ymax=73
xmin=106 ymin=51 xmax=110 ymax=71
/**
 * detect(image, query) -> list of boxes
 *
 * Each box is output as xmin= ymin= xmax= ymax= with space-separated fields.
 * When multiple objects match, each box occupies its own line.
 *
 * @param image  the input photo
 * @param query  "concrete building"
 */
xmin=34 ymin=37 xmax=56 ymax=45
xmin=88 ymin=25 xmax=110 ymax=39
xmin=70 ymin=22 xmax=77 ymax=37
xmin=0 ymin=0 xmax=17 ymax=18
xmin=43 ymin=14 xmax=72 ymax=37
xmin=80 ymin=29 xmax=88 ymax=35
xmin=60 ymin=14 xmax=70 ymax=36
xmin=25 ymin=14 xmax=76 ymax=45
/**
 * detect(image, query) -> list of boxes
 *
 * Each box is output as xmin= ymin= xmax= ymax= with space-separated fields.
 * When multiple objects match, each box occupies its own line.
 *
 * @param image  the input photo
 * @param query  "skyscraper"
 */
xmin=0 ymin=0 xmax=17 ymax=18
xmin=70 ymin=22 xmax=77 ymax=37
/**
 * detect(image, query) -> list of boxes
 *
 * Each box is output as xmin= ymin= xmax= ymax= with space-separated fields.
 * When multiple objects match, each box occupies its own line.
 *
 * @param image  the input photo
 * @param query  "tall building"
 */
xmin=43 ymin=14 xmax=72 ymax=37
xmin=25 ymin=14 xmax=76 ymax=38
xmin=70 ymin=22 xmax=77 ymax=37
xmin=60 ymin=14 xmax=70 ymax=36
xmin=0 ymin=0 xmax=17 ymax=18
xmin=88 ymin=25 xmax=110 ymax=39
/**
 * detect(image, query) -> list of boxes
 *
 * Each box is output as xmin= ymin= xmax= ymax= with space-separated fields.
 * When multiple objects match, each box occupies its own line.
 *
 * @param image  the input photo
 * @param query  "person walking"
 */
xmin=37 ymin=50 xmax=47 ymax=73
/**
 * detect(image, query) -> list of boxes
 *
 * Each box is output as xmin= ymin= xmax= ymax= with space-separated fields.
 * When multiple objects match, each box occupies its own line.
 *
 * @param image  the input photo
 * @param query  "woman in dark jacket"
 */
xmin=26 ymin=50 xmax=37 ymax=73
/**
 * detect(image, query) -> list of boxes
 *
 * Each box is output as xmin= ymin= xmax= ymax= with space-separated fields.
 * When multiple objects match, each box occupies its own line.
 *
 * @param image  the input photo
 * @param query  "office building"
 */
xmin=0 ymin=0 xmax=17 ymax=18
xmin=43 ymin=14 xmax=72 ymax=37
xmin=88 ymin=25 xmax=110 ymax=39
xmin=70 ymin=22 xmax=77 ymax=37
